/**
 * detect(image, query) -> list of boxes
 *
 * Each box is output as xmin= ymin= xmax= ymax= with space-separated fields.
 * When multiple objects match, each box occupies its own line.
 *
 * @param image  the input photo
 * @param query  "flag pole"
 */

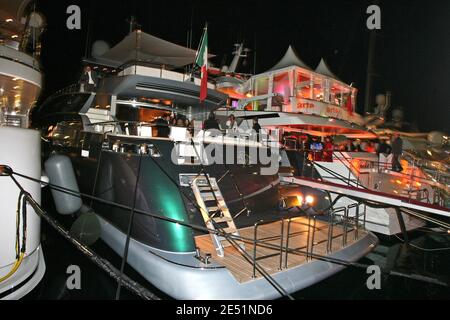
xmin=190 ymin=23 xmax=207 ymax=80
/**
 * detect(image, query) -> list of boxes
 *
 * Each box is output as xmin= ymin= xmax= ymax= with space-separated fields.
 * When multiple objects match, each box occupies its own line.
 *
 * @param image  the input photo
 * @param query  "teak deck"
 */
xmin=195 ymin=216 xmax=364 ymax=283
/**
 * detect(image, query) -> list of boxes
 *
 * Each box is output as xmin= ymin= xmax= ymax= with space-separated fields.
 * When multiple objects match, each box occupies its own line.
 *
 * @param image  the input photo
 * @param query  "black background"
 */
xmin=36 ymin=0 xmax=450 ymax=133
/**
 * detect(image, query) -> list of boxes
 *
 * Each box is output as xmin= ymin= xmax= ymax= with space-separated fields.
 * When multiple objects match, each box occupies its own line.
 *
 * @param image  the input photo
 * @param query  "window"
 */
xmin=295 ymin=71 xmax=312 ymax=99
xmin=47 ymin=120 xmax=83 ymax=148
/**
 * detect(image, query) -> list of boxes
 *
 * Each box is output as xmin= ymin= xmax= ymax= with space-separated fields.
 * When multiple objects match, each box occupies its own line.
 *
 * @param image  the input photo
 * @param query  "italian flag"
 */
xmin=195 ymin=26 xmax=208 ymax=103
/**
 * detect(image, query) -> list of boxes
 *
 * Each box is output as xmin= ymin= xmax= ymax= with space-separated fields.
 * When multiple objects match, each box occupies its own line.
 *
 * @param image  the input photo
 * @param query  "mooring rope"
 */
xmin=2 ymin=165 xmax=448 ymax=296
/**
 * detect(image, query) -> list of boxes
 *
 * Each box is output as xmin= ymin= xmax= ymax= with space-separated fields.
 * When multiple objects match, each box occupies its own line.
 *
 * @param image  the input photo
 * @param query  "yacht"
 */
xmin=34 ymin=30 xmax=377 ymax=299
xmin=0 ymin=0 xmax=46 ymax=299
xmin=214 ymin=45 xmax=449 ymax=235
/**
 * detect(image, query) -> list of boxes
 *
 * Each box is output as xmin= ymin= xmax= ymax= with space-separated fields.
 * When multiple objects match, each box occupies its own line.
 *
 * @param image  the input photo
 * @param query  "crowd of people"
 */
xmin=152 ymin=112 xmax=262 ymax=141
xmin=283 ymin=133 xmax=404 ymax=171
xmin=132 ymin=106 xmax=406 ymax=172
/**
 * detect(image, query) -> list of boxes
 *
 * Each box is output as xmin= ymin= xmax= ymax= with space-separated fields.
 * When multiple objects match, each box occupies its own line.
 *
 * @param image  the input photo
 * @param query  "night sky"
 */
xmin=36 ymin=0 xmax=449 ymax=133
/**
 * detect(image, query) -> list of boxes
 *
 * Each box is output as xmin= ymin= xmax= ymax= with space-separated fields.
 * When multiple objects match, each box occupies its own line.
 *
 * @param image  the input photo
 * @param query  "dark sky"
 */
xmin=36 ymin=0 xmax=449 ymax=133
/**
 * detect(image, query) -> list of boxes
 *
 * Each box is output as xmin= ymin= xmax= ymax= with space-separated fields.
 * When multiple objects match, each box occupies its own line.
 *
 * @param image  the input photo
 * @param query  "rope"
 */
xmin=1 ymin=168 xmax=160 ymax=300
xmin=115 ymin=154 xmax=143 ymax=299
xmin=0 ymin=190 xmax=27 ymax=283
xmin=3 ymin=166 xmax=449 ymax=292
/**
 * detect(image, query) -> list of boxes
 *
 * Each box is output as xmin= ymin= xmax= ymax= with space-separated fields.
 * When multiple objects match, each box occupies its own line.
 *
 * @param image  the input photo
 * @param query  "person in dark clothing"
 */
xmin=391 ymin=134 xmax=403 ymax=172
xmin=252 ymin=117 xmax=262 ymax=142
xmin=203 ymin=111 xmax=221 ymax=131
xmin=80 ymin=66 xmax=99 ymax=92
xmin=377 ymin=140 xmax=392 ymax=156
xmin=155 ymin=116 xmax=170 ymax=137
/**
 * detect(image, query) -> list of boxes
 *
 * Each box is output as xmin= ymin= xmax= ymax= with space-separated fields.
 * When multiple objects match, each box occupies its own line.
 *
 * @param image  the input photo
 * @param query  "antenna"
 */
xmin=253 ymin=33 xmax=257 ymax=75
xmin=84 ymin=2 xmax=93 ymax=58
xmin=364 ymin=0 xmax=381 ymax=113
xmin=229 ymin=43 xmax=250 ymax=73
xmin=126 ymin=16 xmax=141 ymax=34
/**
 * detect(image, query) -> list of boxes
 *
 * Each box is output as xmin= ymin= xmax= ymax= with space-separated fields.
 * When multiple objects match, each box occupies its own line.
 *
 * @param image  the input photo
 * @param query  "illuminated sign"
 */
xmin=297 ymin=102 xmax=315 ymax=109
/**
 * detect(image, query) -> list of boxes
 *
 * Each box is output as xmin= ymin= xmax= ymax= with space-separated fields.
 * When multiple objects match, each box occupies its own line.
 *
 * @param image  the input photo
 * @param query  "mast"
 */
xmin=364 ymin=29 xmax=377 ymax=114
xmin=253 ymin=33 xmax=257 ymax=75
xmin=364 ymin=0 xmax=380 ymax=114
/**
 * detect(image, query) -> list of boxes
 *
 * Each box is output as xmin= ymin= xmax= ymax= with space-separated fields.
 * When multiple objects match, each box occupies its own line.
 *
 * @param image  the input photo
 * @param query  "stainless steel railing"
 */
xmin=250 ymin=204 xmax=366 ymax=278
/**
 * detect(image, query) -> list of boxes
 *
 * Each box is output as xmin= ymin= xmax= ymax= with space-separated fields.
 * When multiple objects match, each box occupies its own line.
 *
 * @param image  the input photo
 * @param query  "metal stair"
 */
xmin=191 ymin=175 xmax=244 ymax=257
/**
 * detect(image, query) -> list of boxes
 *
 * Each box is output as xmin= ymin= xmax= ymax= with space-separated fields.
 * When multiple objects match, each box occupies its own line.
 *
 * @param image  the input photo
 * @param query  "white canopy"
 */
xmin=315 ymin=58 xmax=342 ymax=82
xmin=90 ymin=30 xmax=211 ymax=69
xmin=268 ymin=45 xmax=311 ymax=71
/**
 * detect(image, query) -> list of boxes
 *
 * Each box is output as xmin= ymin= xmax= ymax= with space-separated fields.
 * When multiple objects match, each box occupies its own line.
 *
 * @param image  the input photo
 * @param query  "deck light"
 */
xmin=305 ymin=195 xmax=314 ymax=205
xmin=296 ymin=195 xmax=304 ymax=206
xmin=5 ymin=18 xmax=13 ymax=22
xmin=11 ymin=35 xmax=18 ymax=39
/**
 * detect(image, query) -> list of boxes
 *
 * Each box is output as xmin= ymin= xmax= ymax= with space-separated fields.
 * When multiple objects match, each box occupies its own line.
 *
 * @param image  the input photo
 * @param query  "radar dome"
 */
xmin=91 ymin=40 xmax=110 ymax=58
xmin=28 ymin=12 xmax=46 ymax=28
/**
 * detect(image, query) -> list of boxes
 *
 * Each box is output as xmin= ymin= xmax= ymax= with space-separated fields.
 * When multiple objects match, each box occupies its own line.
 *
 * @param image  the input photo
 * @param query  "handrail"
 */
xmin=313 ymin=161 xmax=367 ymax=189
xmin=334 ymin=152 xmax=445 ymax=185
xmin=250 ymin=204 xmax=364 ymax=277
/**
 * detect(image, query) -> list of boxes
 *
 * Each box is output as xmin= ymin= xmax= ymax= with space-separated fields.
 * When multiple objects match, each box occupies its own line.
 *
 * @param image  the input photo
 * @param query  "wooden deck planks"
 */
xmin=195 ymin=216 xmax=366 ymax=283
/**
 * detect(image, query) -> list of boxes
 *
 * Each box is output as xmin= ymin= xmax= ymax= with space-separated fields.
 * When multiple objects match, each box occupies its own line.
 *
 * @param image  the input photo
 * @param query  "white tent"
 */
xmin=268 ymin=45 xmax=311 ymax=71
xmin=89 ymin=30 xmax=212 ymax=69
xmin=315 ymin=58 xmax=342 ymax=82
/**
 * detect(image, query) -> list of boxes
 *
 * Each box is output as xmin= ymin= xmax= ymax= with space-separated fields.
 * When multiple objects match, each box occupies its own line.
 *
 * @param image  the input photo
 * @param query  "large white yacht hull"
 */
xmin=0 ymin=127 xmax=45 ymax=299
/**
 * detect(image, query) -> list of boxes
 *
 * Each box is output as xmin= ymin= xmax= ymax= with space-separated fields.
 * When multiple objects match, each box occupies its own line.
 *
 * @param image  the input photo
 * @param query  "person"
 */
xmin=310 ymin=137 xmax=323 ymax=161
xmin=164 ymin=114 xmax=173 ymax=126
xmin=344 ymin=140 xmax=355 ymax=152
xmin=80 ymin=66 xmax=98 ymax=92
xmin=360 ymin=140 xmax=368 ymax=152
xmin=225 ymin=114 xmax=238 ymax=135
xmin=377 ymin=139 xmax=392 ymax=156
xmin=323 ymin=137 xmax=334 ymax=162
xmin=391 ymin=134 xmax=403 ymax=172
xmin=176 ymin=118 xmax=185 ymax=127
xmin=352 ymin=139 xmax=362 ymax=152
xmin=252 ymin=117 xmax=262 ymax=141
xmin=366 ymin=141 xmax=376 ymax=153
xmin=185 ymin=119 xmax=194 ymax=137
xmin=377 ymin=139 xmax=392 ymax=170
xmin=155 ymin=116 xmax=170 ymax=137
xmin=203 ymin=111 xmax=221 ymax=131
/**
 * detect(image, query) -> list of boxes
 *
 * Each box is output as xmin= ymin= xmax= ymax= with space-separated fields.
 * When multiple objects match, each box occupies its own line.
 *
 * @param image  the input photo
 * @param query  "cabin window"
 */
xmin=90 ymin=93 xmax=112 ymax=110
xmin=39 ymin=93 xmax=91 ymax=115
xmin=273 ymin=72 xmax=290 ymax=105
xmin=312 ymin=76 xmax=324 ymax=102
xmin=295 ymin=72 xmax=312 ymax=99
xmin=47 ymin=120 xmax=84 ymax=148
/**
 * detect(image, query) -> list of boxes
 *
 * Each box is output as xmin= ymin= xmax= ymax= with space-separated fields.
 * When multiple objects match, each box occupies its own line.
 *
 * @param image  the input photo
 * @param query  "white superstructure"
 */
xmin=0 ymin=0 xmax=46 ymax=299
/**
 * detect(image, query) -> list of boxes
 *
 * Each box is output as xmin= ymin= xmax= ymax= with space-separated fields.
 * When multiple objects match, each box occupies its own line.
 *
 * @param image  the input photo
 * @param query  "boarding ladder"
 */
xmin=191 ymin=176 xmax=244 ymax=257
